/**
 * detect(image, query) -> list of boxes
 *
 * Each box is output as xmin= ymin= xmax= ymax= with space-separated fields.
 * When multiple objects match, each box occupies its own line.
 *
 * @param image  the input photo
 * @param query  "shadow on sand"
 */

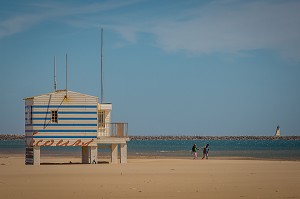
xmin=41 ymin=161 xmax=110 ymax=165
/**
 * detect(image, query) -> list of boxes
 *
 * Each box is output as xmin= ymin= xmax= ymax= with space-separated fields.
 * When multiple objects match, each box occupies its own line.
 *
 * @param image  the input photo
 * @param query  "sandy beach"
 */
xmin=0 ymin=156 xmax=299 ymax=199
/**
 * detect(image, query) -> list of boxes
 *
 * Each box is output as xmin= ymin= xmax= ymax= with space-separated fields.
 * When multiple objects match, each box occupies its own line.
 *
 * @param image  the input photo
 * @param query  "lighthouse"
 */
xmin=275 ymin=125 xmax=281 ymax=136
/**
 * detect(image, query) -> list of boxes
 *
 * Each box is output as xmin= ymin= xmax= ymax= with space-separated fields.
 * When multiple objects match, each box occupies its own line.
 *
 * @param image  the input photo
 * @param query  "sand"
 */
xmin=0 ymin=156 xmax=299 ymax=199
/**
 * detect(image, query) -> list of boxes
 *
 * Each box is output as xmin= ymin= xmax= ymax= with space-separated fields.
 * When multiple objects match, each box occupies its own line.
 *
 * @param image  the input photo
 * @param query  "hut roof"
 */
xmin=23 ymin=90 xmax=98 ymax=100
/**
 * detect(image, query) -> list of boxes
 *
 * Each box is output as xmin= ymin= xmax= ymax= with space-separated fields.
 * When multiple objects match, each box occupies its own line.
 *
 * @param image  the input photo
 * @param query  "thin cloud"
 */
xmin=103 ymin=0 xmax=300 ymax=60
xmin=1 ymin=0 xmax=300 ymax=60
xmin=0 ymin=0 xmax=143 ymax=39
xmin=148 ymin=1 xmax=300 ymax=59
xmin=0 ymin=14 xmax=43 ymax=38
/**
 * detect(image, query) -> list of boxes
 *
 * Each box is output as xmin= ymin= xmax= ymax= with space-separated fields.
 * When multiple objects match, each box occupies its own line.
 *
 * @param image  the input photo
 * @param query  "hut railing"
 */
xmin=98 ymin=123 xmax=128 ymax=137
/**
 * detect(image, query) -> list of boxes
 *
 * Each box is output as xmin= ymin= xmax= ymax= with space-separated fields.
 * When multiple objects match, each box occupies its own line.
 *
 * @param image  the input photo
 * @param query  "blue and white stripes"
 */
xmin=25 ymin=90 xmax=98 ymax=140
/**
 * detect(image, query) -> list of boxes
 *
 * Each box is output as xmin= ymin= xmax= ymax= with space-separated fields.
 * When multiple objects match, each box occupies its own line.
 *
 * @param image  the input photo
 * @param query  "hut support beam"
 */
xmin=82 ymin=146 xmax=89 ymax=164
xmin=111 ymin=144 xmax=118 ymax=164
xmin=33 ymin=146 xmax=40 ymax=165
xmin=82 ymin=146 xmax=98 ymax=164
xmin=120 ymin=143 xmax=127 ymax=164
xmin=90 ymin=146 xmax=97 ymax=164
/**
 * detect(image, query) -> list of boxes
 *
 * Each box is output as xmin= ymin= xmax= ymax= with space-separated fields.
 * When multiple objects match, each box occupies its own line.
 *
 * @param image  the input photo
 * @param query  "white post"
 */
xmin=111 ymin=144 xmax=118 ymax=164
xmin=90 ymin=146 xmax=98 ymax=164
xmin=120 ymin=143 xmax=127 ymax=164
xmin=33 ymin=146 xmax=40 ymax=165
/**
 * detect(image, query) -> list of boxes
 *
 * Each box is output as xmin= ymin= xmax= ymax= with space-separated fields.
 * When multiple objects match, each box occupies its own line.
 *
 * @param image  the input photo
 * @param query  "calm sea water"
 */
xmin=1 ymin=139 xmax=300 ymax=160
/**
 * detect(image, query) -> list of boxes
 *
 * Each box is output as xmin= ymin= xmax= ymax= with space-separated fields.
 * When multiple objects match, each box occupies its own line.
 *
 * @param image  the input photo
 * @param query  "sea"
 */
xmin=1 ymin=139 xmax=300 ymax=160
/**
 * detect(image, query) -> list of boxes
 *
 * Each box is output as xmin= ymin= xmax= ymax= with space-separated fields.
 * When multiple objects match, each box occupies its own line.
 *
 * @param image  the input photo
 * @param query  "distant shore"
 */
xmin=1 ymin=134 xmax=299 ymax=141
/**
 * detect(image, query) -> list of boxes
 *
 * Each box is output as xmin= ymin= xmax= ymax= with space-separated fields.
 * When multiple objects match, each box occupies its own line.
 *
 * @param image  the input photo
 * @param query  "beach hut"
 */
xmin=24 ymin=90 xmax=129 ymax=165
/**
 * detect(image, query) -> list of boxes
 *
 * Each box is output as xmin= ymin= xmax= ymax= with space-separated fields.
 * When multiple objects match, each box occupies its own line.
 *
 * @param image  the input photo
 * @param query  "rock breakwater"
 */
xmin=1 ymin=134 xmax=299 ymax=141
xmin=0 ymin=134 xmax=24 ymax=140
xmin=129 ymin=135 xmax=300 ymax=141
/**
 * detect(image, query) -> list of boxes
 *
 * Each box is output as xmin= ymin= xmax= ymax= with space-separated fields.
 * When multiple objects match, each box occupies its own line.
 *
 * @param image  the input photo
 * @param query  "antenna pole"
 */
xmin=54 ymin=56 xmax=57 ymax=91
xmin=100 ymin=28 xmax=104 ymax=103
xmin=66 ymin=53 xmax=68 ymax=97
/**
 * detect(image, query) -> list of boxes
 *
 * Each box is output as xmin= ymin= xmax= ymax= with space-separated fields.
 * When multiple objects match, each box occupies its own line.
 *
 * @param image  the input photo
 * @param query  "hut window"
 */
xmin=98 ymin=111 xmax=105 ymax=127
xmin=51 ymin=110 xmax=58 ymax=123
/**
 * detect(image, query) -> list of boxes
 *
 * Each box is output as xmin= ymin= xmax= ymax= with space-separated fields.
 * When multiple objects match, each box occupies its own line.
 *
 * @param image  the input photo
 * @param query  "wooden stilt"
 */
xmin=82 ymin=146 xmax=89 ymax=164
xmin=111 ymin=144 xmax=118 ymax=164
xmin=120 ymin=143 xmax=127 ymax=164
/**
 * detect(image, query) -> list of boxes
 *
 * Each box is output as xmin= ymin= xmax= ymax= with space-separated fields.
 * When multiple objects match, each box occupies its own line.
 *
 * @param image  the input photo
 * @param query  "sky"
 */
xmin=0 ymin=0 xmax=300 ymax=136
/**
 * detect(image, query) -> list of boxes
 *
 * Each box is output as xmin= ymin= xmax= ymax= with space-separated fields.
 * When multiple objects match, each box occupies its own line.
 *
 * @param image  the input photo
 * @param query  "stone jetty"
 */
xmin=0 ymin=134 xmax=24 ymax=140
xmin=129 ymin=135 xmax=300 ymax=141
xmin=1 ymin=134 xmax=299 ymax=141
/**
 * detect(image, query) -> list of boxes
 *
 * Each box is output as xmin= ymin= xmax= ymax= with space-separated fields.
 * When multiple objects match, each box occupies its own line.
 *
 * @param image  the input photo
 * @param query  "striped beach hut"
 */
xmin=24 ymin=90 xmax=129 ymax=165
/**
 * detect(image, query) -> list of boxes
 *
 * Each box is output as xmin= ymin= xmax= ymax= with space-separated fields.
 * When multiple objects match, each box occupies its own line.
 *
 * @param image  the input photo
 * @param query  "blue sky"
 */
xmin=0 ymin=0 xmax=299 ymax=136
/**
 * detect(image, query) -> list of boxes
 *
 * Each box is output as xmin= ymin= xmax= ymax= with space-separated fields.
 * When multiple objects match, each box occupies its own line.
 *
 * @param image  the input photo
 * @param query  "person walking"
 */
xmin=201 ymin=144 xmax=209 ymax=159
xmin=192 ymin=144 xmax=199 ymax=159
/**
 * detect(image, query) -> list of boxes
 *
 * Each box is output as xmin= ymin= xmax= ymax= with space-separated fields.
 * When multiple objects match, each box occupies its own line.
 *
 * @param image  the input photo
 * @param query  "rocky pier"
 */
xmin=129 ymin=135 xmax=300 ymax=141
xmin=1 ymin=134 xmax=299 ymax=141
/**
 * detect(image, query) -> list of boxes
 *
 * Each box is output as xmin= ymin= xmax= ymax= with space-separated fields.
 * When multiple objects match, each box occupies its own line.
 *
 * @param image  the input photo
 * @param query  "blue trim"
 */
xmin=32 ymin=111 xmax=97 ymax=114
xmin=32 ymin=112 xmax=49 ymax=114
xmin=32 ymin=136 xmax=97 ymax=138
xmin=25 ymin=130 xmax=97 ymax=132
xmin=59 ymin=112 xmax=97 ymax=114
xmin=26 ymin=124 xmax=97 ymax=127
xmin=59 ymin=118 xmax=97 ymax=120
xmin=32 ymin=118 xmax=97 ymax=120
xmin=32 ymin=105 xmax=97 ymax=108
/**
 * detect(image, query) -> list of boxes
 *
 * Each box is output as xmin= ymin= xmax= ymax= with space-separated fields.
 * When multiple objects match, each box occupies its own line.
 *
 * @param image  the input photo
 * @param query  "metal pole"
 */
xmin=54 ymin=56 xmax=57 ymax=91
xmin=100 ymin=28 xmax=103 ymax=103
xmin=66 ymin=53 xmax=68 ymax=97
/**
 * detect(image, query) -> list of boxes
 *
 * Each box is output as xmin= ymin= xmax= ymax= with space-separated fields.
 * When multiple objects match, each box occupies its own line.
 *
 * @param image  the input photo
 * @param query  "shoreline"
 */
xmin=1 ymin=153 xmax=299 ymax=162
